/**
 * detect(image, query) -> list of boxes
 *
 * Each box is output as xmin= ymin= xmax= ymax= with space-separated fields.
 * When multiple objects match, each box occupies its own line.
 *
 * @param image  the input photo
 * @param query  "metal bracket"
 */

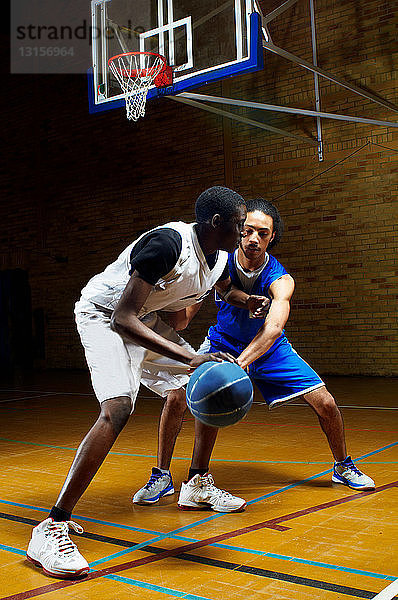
xmin=309 ymin=0 xmax=323 ymax=161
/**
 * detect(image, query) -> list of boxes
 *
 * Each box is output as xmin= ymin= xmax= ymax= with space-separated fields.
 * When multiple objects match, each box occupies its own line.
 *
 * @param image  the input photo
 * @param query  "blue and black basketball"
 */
xmin=186 ymin=361 xmax=253 ymax=428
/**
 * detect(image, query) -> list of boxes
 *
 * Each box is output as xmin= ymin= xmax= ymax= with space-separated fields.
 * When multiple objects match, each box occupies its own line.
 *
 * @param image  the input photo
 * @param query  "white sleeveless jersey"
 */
xmin=80 ymin=222 xmax=228 ymax=318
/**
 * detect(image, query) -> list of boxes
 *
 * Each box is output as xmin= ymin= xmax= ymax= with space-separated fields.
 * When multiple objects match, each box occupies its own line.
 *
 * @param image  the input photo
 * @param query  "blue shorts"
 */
xmin=198 ymin=335 xmax=324 ymax=409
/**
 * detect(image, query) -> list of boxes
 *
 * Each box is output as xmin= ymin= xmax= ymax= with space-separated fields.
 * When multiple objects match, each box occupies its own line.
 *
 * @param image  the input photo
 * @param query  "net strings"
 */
xmin=109 ymin=54 xmax=164 ymax=121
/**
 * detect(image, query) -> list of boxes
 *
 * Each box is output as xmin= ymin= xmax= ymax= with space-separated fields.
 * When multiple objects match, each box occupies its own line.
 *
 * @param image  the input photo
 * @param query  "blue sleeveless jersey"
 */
xmin=208 ymin=251 xmax=288 ymax=356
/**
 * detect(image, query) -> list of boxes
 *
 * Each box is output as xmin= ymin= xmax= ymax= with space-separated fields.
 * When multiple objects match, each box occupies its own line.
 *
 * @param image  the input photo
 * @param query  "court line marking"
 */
xmin=246 ymin=441 xmax=398 ymax=507
xmin=0 ymin=544 xmax=26 ymax=556
xmin=88 ymin=480 xmax=398 ymax=567
xmin=0 ymin=394 xmax=55 ymax=404
xmin=0 ymin=389 xmax=152 ymax=399
xmin=261 ymin=402 xmax=398 ymax=411
xmin=0 ymin=442 xmax=396 ymax=540
xmin=2 ymin=475 xmax=397 ymax=597
xmin=371 ymin=579 xmax=398 ymax=600
xmin=0 ymin=542 xmax=380 ymax=600
xmin=1 ymin=533 xmax=396 ymax=585
xmin=0 ymin=508 xmax=167 ymax=536
xmin=1 ymin=436 xmax=397 ymax=463
xmin=211 ymin=544 xmax=397 ymax=581
xmin=1 ymin=452 xmax=396 ymax=582
xmin=260 ymin=481 xmax=398 ymax=526
xmin=104 ymin=574 xmax=214 ymax=600
xmin=0 ymin=527 xmax=379 ymax=600
xmin=0 ymin=389 xmax=94 ymax=397
xmin=0 ymin=544 xmax=214 ymax=600
xmin=1 ymin=389 xmax=397 ymax=410
xmin=0 ymin=442 xmax=395 ymax=599
xmin=69 ymin=442 xmax=398 ymax=567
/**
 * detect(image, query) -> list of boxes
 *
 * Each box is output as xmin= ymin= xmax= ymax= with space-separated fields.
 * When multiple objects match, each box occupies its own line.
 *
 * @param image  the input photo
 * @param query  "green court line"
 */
xmin=0 ymin=437 xmax=397 ymax=464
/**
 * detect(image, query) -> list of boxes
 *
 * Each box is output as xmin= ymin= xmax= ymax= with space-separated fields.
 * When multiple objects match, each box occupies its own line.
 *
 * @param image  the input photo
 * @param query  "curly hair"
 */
xmin=195 ymin=186 xmax=245 ymax=223
xmin=245 ymin=198 xmax=284 ymax=249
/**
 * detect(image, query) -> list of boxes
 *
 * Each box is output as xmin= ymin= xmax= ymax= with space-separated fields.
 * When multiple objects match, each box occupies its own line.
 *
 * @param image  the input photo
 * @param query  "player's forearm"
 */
xmin=111 ymin=313 xmax=194 ymax=365
xmin=223 ymin=288 xmax=251 ymax=309
xmin=238 ymin=282 xmax=293 ymax=369
xmin=237 ymin=324 xmax=282 ymax=370
xmin=216 ymin=284 xmax=269 ymax=316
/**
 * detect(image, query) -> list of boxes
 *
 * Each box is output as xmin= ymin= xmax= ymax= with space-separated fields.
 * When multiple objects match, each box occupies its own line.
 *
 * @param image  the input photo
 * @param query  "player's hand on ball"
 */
xmin=247 ymin=295 xmax=270 ymax=318
xmin=189 ymin=352 xmax=237 ymax=370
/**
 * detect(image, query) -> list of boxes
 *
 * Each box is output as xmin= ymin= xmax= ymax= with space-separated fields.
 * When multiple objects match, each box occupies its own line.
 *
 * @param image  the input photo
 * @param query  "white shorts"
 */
xmin=75 ymin=298 xmax=193 ymax=408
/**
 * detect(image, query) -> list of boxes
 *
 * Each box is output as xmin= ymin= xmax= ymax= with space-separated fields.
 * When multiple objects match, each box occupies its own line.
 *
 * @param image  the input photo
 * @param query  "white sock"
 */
xmin=159 ymin=468 xmax=170 ymax=475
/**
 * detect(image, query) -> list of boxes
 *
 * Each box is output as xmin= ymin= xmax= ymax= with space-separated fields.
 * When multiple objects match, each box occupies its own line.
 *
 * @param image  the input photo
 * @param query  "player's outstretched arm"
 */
xmin=237 ymin=274 xmax=295 ymax=370
xmin=215 ymin=278 xmax=270 ymax=317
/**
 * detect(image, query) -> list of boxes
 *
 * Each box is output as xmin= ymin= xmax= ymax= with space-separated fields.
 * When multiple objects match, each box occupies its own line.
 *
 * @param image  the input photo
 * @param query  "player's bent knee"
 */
xmin=306 ymin=388 xmax=339 ymax=418
xmin=319 ymin=391 xmax=339 ymax=418
xmin=166 ymin=388 xmax=187 ymax=412
xmin=322 ymin=389 xmax=337 ymax=406
xmin=100 ymin=396 xmax=132 ymax=432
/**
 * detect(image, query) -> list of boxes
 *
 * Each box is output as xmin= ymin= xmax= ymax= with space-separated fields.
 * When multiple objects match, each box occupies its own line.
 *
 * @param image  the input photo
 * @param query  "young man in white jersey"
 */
xmin=26 ymin=187 xmax=270 ymax=579
xmin=133 ymin=198 xmax=375 ymax=511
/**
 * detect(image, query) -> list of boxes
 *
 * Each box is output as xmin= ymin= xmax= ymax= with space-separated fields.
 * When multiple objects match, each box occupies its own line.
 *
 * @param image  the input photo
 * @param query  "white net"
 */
xmin=108 ymin=53 xmax=165 ymax=121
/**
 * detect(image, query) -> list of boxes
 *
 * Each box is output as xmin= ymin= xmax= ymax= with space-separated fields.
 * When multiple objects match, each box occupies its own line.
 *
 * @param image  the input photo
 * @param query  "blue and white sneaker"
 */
xmin=133 ymin=467 xmax=174 ymax=504
xmin=332 ymin=456 xmax=375 ymax=490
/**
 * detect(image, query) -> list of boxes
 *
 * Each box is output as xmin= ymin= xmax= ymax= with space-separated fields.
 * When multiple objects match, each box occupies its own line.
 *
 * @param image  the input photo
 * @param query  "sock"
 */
xmin=158 ymin=468 xmax=171 ymax=475
xmin=188 ymin=467 xmax=208 ymax=481
xmin=49 ymin=506 xmax=72 ymax=522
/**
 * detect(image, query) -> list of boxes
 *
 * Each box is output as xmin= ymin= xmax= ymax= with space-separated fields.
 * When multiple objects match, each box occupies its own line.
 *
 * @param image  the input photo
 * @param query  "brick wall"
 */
xmin=2 ymin=0 xmax=397 ymax=375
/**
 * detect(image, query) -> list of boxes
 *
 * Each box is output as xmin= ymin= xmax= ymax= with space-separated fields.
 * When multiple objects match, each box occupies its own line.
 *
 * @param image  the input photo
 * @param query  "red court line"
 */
xmin=4 ymin=481 xmax=397 ymax=600
xmin=234 ymin=422 xmax=398 ymax=433
xmin=265 ymin=480 xmax=398 ymax=526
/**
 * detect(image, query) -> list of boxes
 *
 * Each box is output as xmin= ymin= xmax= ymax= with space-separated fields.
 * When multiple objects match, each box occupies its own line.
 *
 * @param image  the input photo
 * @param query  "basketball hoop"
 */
xmin=108 ymin=52 xmax=173 ymax=121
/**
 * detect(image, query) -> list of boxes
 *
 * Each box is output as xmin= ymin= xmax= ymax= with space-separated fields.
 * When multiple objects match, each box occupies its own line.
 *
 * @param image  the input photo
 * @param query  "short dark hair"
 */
xmin=246 ymin=198 xmax=284 ymax=249
xmin=195 ymin=186 xmax=245 ymax=223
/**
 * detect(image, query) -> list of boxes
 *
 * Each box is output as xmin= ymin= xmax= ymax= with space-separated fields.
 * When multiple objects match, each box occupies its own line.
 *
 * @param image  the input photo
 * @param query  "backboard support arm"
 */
xmin=262 ymin=0 xmax=300 ymax=24
xmin=178 ymin=92 xmax=398 ymax=128
xmin=262 ymin=40 xmax=398 ymax=115
xmin=169 ymin=95 xmax=318 ymax=145
xmin=252 ymin=0 xmax=398 ymax=160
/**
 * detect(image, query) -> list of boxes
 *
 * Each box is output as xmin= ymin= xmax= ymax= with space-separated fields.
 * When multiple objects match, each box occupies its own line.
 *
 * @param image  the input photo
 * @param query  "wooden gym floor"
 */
xmin=0 ymin=371 xmax=397 ymax=600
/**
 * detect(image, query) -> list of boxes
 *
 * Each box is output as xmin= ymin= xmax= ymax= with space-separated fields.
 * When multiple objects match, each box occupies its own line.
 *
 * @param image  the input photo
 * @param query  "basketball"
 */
xmin=186 ymin=361 xmax=253 ymax=428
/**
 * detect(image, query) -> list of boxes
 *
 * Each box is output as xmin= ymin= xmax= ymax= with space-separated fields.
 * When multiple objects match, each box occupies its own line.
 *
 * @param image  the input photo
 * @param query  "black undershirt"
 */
xmin=129 ymin=228 xmax=229 ymax=285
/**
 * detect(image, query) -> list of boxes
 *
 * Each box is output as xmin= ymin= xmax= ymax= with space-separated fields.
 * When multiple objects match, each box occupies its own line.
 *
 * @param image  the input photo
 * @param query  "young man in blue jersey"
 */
xmin=134 ymin=198 xmax=375 ymax=510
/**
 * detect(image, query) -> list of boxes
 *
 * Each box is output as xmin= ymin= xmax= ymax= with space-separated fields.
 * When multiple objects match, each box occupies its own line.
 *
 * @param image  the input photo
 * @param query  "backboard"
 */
xmin=88 ymin=0 xmax=263 ymax=114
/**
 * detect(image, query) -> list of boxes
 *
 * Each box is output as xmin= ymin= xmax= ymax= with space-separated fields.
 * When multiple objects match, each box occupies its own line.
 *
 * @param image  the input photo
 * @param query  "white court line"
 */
xmin=0 ymin=393 xmax=56 ymax=403
xmin=372 ymin=579 xmax=398 ymax=599
xmin=0 ymin=389 xmax=158 ymax=400
xmin=0 ymin=388 xmax=92 ymax=395
xmin=2 ymin=391 xmax=397 ymax=409
xmin=255 ymin=402 xmax=398 ymax=410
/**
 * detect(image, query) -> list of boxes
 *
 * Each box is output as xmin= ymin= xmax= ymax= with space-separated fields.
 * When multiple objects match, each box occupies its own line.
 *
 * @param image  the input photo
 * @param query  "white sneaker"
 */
xmin=133 ymin=467 xmax=175 ymax=504
xmin=27 ymin=518 xmax=90 ymax=579
xmin=178 ymin=473 xmax=246 ymax=513
xmin=332 ymin=456 xmax=375 ymax=490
